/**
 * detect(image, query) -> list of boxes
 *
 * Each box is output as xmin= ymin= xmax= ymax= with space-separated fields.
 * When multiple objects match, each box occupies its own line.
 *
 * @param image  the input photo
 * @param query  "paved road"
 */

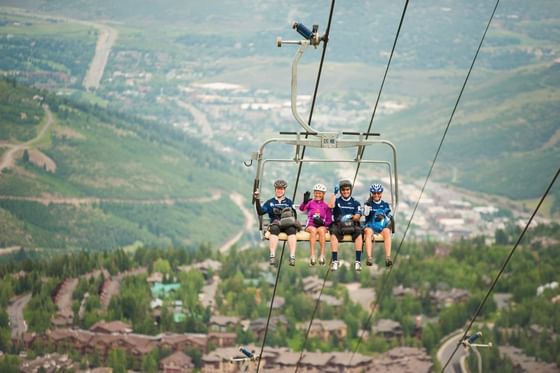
xmin=0 ymin=7 xmax=117 ymax=91
xmin=7 ymin=293 xmax=31 ymax=340
xmin=219 ymin=192 xmax=255 ymax=253
xmin=83 ymin=23 xmax=118 ymax=90
xmin=437 ymin=331 xmax=467 ymax=373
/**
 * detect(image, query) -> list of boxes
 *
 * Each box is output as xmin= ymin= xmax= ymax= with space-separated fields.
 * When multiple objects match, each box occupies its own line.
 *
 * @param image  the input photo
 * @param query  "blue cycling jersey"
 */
xmin=260 ymin=197 xmax=294 ymax=222
xmin=364 ymin=199 xmax=392 ymax=225
xmin=332 ymin=196 xmax=361 ymax=222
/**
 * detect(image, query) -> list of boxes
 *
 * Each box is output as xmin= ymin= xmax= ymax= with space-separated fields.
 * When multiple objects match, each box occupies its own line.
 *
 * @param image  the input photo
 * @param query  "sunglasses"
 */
xmin=341 ymin=188 xmax=351 ymax=191
xmin=372 ymin=192 xmax=382 ymax=195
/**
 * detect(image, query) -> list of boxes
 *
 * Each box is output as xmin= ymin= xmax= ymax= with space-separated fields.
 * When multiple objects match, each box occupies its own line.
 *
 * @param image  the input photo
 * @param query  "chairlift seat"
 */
xmin=264 ymin=230 xmax=384 ymax=242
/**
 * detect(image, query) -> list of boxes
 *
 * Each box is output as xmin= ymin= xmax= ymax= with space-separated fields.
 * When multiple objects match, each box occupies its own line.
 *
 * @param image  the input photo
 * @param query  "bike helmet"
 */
xmin=339 ymin=179 xmax=352 ymax=190
xmin=313 ymin=183 xmax=327 ymax=192
xmin=369 ymin=183 xmax=384 ymax=193
xmin=274 ymin=179 xmax=288 ymax=189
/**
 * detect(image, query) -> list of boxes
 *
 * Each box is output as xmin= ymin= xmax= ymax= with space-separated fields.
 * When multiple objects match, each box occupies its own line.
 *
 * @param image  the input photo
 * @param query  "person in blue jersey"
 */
xmin=363 ymin=183 xmax=393 ymax=267
xmin=328 ymin=179 xmax=363 ymax=272
xmin=254 ymin=179 xmax=299 ymax=266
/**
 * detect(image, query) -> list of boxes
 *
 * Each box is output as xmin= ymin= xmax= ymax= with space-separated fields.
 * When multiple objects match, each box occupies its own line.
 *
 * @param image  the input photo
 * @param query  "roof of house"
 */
xmin=90 ymin=320 xmax=132 ymax=334
xmin=160 ymin=350 xmax=194 ymax=368
xmin=369 ymin=346 xmax=433 ymax=372
xmin=373 ymin=319 xmax=402 ymax=333
xmin=210 ymin=315 xmax=240 ymax=326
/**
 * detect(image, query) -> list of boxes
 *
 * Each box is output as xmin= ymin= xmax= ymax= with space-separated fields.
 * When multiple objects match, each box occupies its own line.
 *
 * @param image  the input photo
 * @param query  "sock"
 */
xmin=355 ymin=251 xmax=362 ymax=262
xmin=332 ymin=252 xmax=338 ymax=262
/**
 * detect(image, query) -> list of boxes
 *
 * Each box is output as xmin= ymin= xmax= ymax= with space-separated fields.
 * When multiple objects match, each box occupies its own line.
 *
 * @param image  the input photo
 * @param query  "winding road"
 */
xmin=7 ymin=293 xmax=32 ymax=340
xmin=218 ymin=192 xmax=256 ymax=252
xmin=437 ymin=330 xmax=467 ymax=373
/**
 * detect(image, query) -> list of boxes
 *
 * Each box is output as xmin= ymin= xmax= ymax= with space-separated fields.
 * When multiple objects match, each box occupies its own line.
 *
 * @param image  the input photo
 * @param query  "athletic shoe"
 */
xmin=366 ymin=256 xmax=373 ymax=266
xmin=289 ymin=256 xmax=296 ymax=266
xmin=319 ymin=256 xmax=326 ymax=266
xmin=355 ymin=261 xmax=362 ymax=271
xmin=331 ymin=261 xmax=339 ymax=271
xmin=269 ymin=256 xmax=276 ymax=266
xmin=310 ymin=256 xmax=317 ymax=266
xmin=385 ymin=256 xmax=393 ymax=267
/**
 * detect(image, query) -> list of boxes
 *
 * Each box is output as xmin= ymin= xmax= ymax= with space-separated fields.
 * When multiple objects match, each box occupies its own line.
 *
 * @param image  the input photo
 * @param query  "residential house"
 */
xmin=303 ymin=276 xmax=332 ymax=294
xmin=429 ymin=288 xmax=470 ymax=309
xmin=298 ymin=319 xmax=347 ymax=342
xmin=499 ymin=345 xmax=559 ymax=373
xmin=209 ymin=316 xmax=240 ymax=332
xmin=368 ymin=346 xmax=433 ymax=372
xmin=147 ymin=271 xmax=164 ymax=284
xmin=90 ymin=320 xmax=132 ymax=334
xmin=313 ymin=294 xmax=343 ymax=309
xmin=330 ymin=351 xmax=373 ymax=373
xmin=372 ymin=319 xmax=403 ymax=340
xmin=248 ymin=316 xmax=288 ymax=340
xmin=160 ymin=350 xmax=194 ymax=373
xmin=208 ymin=332 xmax=236 ymax=348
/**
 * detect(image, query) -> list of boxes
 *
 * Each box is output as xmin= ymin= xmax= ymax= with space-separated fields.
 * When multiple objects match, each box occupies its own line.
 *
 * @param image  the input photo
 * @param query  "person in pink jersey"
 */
xmin=299 ymin=183 xmax=332 ymax=266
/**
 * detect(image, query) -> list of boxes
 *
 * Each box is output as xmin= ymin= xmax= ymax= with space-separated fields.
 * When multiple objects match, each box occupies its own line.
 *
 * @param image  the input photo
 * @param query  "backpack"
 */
xmin=279 ymin=208 xmax=300 ymax=229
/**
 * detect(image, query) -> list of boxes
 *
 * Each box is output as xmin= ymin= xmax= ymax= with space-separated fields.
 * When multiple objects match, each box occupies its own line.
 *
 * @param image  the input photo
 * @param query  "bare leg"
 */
xmin=318 ymin=227 xmax=326 ymax=258
xmin=306 ymin=226 xmax=317 ymax=258
xmin=330 ymin=234 xmax=339 ymax=254
xmin=364 ymin=228 xmax=373 ymax=258
xmin=287 ymin=234 xmax=297 ymax=257
xmin=269 ymin=235 xmax=279 ymax=257
xmin=382 ymin=228 xmax=392 ymax=257
xmin=354 ymin=233 xmax=363 ymax=253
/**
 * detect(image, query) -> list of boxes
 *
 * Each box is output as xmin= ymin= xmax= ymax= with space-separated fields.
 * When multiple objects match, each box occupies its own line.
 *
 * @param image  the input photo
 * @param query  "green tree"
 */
xmin=108 ymin=348 xmax=127 ymax=373
xmin=141 ymin=352 xmax=158 ymax=373
xmin=153 ymin=258 xmax=171 ymax=275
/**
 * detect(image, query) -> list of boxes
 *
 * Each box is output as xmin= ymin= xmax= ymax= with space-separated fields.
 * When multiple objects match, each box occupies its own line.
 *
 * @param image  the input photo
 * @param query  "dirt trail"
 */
xmin=0 ymin=105 xmax=54 ymax=173
xmin=0 ymin=190 xmax=222 ymax=206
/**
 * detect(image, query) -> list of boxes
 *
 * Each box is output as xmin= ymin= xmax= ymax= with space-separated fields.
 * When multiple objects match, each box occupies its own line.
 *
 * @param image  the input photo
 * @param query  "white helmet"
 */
xmin=313 ymin=183 xmax=327 ymax=192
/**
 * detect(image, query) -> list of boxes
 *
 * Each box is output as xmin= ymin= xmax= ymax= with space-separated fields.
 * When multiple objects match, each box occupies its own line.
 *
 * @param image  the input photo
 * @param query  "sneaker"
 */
xmin=366 ymin=256 xmax=373 ymax=266
xmin=289 ymin=256 xmax=296 ymax=266
xmin=309 ymin=256 xmax=317 ymax=266
xmin=319 ymin=256 xmax=326 ymax=266
xmin=354 ymin=261 xmax=362 ymax=272
xmin=385 ymin=256 xmax=393 ymax=267
xmin=269 ymin=256 xmax=276 ymax=266
xmin=331 ymin=261 xmax=339 ymax=271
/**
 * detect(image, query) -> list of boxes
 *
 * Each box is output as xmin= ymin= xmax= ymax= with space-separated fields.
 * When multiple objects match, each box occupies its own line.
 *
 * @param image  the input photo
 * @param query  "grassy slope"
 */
xmin=0 ymin=80 xmax=250 ymax=249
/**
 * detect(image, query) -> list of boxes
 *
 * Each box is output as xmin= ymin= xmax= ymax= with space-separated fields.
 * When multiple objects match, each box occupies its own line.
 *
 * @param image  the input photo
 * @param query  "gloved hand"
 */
xmin=363 ymin=205 xmax=372 ymax=216
xmin=333 ymin=185 xmax=339 ymax=194
xmin=273 ymin=207 xmax=282 ymax=216
xmin=375 ymin=213 xmax=385 ymax=222
xmin=303 ymin=191 xmax=311 ymax=204
xmin=313 ymin=215 xmax=325 ymax=227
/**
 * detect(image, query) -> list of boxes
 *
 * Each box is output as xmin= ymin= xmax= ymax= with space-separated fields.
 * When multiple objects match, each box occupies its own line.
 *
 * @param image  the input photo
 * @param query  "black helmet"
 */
xmin=274 ymin=179 xmax=288 ymax=189
xmin=339 ymin=179 xmax=352 ymax=190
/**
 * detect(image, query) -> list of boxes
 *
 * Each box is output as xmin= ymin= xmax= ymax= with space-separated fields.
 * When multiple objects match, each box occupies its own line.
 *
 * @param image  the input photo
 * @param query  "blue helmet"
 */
xmin=369 ymin=183 xmax=384 ymax=193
